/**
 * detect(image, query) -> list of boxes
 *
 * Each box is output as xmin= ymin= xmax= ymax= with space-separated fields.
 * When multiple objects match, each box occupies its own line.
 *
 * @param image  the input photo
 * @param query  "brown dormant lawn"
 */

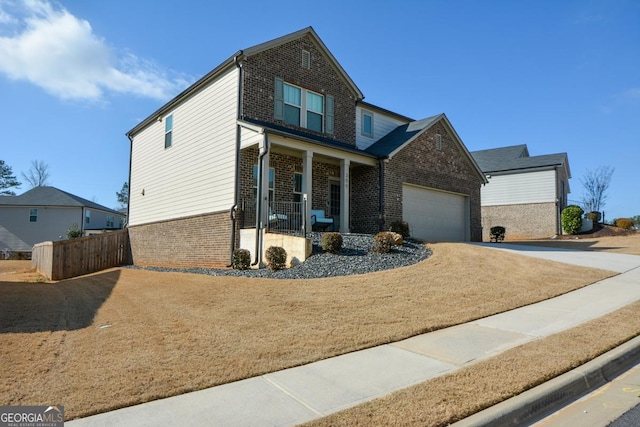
xmin=0 ymin=243 xmax=615 ymax=420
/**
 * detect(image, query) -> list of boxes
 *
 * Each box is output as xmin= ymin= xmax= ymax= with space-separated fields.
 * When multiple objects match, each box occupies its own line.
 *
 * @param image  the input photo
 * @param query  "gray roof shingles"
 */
xmin=0 ymin=186 xmax=122 ymax=215
xmin=470 ymin=144 xmax=567 ymax=173
xmin=365 ymin=114 xmax=443 ymax=157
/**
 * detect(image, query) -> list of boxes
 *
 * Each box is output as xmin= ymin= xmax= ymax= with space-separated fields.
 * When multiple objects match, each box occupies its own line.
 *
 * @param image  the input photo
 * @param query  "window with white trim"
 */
xmin=29 ymin=208 xmax=38 ymax=222
xmin=106 ymin=215 xmax=114 ymax=228
xmin=361 ymin=111 xmax=373 ymax=137
xmin=85 ymin=210 xmax=91 ymax=224
xmin=164 ymin=114 xmax=173 ymax=149
xmin=275 ymin=78 xmax=332 ymax=134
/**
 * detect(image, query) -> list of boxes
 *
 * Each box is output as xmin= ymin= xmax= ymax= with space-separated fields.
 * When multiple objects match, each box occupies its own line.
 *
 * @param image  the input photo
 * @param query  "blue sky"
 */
xmin=1 ymin=0 xmax=638 ymax=221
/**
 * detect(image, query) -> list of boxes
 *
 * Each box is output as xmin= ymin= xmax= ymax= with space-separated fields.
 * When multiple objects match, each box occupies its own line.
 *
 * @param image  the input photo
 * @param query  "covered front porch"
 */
xmin=237 ymin=120 xmax=377 ymax=266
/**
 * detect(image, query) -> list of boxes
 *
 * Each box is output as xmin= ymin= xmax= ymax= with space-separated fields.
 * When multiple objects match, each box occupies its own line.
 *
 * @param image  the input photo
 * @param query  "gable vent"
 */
xmin=302 ymin=50 xmax=311 ymax=69
xmin=435 ymin=133 xmax=442 ymax=151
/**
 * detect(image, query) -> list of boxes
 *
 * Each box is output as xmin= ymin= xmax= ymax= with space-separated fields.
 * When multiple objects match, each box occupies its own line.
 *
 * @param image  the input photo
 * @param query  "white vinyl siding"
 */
xmin=129 ymin=67 xmax=239 ymax=226
xmin=0 ymin=206 xmax=83 ymax=251
xmin=355 ymin=106 xmax=409 ymax=150
xmin=481 ymin=170 xmax=557 ymax=206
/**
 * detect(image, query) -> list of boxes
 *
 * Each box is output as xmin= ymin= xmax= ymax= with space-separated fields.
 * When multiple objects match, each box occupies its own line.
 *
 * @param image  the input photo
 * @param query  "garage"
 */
xmin=402 ymin=184 xmax=468 ymax=241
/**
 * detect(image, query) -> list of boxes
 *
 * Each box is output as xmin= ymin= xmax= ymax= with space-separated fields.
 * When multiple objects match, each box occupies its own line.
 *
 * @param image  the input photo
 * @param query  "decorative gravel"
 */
xmin=131 ymin=233 xmax=431 ymax=279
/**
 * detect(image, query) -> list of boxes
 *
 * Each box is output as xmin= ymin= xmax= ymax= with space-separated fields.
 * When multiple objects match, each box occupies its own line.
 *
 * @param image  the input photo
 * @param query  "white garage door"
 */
xmin=402 ymin=184 xmax=468 ymax=241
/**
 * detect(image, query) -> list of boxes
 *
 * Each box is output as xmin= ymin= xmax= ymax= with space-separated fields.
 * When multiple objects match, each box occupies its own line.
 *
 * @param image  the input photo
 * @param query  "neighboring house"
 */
xmin=126 ymin=27 xmax=487 ymax=268
xmin=0 ymin=186 xmax=126 ymax=254
xmin=470 ymin=144 xmax=571 ymax=240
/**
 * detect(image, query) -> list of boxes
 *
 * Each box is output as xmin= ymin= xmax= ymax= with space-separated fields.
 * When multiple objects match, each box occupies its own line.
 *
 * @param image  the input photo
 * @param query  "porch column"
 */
xmin=303 ymin=151 xmax=313 ymax=232
xmin=259 ymin=141 xmax=270 ymax=229
xmin=340 ymin=158 xmax=350 ymax=233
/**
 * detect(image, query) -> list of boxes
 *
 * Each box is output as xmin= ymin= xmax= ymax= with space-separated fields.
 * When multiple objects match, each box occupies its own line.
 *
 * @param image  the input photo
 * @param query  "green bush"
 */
xmin=489 ymin=226 xmax=505 ymax=242
xmin=615 ymin=218 xmax=634 ymax=230
xmin=389 ymin=221 xmax=410 ymax=238
xmin=321 ymin=232 xmax=343 ymax=254
xmin=66 ymin=222 xmax=83 ymax=239
xmin=561 ymin=205 xmax=584 ymax=234
xmin=373 ymin=232 xmax=395 ymax=254
xmin=265 ymin=246 xmax=287 ymax=271
xmin=232 ymin=249 xmax=251 ymax=270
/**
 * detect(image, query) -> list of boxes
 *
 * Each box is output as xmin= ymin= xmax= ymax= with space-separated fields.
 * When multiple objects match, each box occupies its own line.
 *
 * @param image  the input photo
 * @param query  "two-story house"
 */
xmin=126 ymin=27 xmax=486 ymax=268
xmin=471 ymin=144 xmax=571 ymax=240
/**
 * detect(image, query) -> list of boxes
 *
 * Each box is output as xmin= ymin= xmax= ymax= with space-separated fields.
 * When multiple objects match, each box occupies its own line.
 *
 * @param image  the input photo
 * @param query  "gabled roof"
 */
xmin=127 ymin=26 xmax=362 ymax=138
xmin=243 ymin=27 xmax=363 ymax=100
xmin=365 ymin=114 xmax=487 ymax=183
xmin=0 ymin=186 xmax=123 ymax=215
xmin=471 ymin=144 xmax=570 ymax=176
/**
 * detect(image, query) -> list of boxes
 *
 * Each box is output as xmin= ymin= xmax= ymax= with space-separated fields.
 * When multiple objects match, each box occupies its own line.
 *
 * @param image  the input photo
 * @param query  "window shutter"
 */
xmin=274 ymin=77 xmax=284 ymax=120
xmin=325 ymin=94 xmax=334 ymax=134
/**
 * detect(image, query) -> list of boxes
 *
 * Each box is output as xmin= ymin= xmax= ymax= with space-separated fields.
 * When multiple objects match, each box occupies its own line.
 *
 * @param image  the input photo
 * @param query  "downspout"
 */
xmin=252 ymin=132 xmax=270 ymax=266
xmin=228 ymin=52 xmax=244 ymax=266
xmin=378 ymin=158 xmax=385 ymax=232
xmin=126 ymin=134 xmax=133 ymax=228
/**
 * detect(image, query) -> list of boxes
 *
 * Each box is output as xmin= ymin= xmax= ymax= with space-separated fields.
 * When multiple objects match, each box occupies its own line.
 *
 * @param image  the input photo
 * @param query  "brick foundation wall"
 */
xmin=128 ymin=211 xmax=232 ymax=268
xmin=383 ymin=120 xmax=484 ymax=241
xmin=481 ymin=202 xmax=558 ymax=240
xmin=242 ymin=34 xmax=357 ymax=145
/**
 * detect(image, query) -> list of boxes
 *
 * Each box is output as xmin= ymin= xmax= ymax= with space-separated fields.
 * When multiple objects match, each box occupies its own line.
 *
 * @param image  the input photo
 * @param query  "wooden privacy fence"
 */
xmin=32 ymin=229 xmax=131 ymax=280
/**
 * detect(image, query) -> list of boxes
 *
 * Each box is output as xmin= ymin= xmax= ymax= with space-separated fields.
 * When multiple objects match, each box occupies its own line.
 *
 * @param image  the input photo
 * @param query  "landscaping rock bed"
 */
xmin=133 ymin=233 xmax=431 ymax=279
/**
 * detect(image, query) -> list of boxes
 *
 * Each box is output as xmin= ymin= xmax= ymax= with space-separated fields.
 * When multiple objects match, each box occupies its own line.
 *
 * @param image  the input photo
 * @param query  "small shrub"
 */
xmin=389 ymin=232 xmax=403 ymax=245
xmin=389 ymin=221 xmax=410 ymax=238
xmin=561 ymin=205 xmax=584 ymax=234
xmin=321 ymin=232 xmax=343 ymax=254
xmin=615 ymin=218 xmax=634 ymax=230
xmin=489 ymin=226 xmax=506 ymax=243
xmin=265 ymin=246 xmax=287 ymax=271
xmin=66 ymin=222 xmax=83 ymax=239
xmin=585 ymin=211 xmax=600 ymax=223
xmin=373 ymin=232 xmax=395 ymax=254
xmin=232 ymin=249 xmax=251 ymax=270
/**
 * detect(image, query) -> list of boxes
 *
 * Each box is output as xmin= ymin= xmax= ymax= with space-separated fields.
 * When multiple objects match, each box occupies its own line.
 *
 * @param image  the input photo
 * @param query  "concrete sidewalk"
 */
xmin=67 ymin=244 xmax=640 ymax=427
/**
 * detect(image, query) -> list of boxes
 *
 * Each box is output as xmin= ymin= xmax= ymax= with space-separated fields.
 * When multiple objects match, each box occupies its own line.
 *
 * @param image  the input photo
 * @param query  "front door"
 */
xmin=329 ymin=180 xmax=340 ymax=231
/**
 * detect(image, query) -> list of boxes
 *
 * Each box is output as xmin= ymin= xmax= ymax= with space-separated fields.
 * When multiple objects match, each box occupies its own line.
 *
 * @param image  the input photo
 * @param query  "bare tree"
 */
xmin=580 ymin=165 xmax=614 ymax=213
xmin=22 ymin=160 xmax=51 ymax=188
xmin=0 ymin=160 xmax=21 ymax=195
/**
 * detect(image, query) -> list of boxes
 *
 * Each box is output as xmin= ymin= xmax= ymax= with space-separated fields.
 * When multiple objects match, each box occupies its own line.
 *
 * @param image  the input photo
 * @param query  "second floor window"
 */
xmin=275 ymin=78 xmax=333 ymax=134
xmin=164 ymin=114 xmax=173 ymax=149
xmin=85 ymin=210 xmax=91 ymax=224
xmin=29 ymin=208 xmax=38 ymax=222
xmin=106 ymin=215 xmax=114 ymax=228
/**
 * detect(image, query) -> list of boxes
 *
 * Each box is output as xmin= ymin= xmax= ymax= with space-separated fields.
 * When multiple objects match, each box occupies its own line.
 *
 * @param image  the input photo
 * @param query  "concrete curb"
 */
xmin=452 ymin=335 xmax=640 ymax=427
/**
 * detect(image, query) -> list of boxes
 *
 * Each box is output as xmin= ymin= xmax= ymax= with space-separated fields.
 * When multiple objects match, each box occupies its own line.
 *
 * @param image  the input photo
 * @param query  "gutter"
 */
xmin=228 ymin=52 xmax=244 ymax=267
xmin=126 ymin=134 xmax=133 ymax=228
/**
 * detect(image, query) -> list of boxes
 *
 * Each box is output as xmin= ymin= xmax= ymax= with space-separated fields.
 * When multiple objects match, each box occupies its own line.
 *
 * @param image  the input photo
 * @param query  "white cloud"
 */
xmin=0 ymin=0 xmax=188 ymax=101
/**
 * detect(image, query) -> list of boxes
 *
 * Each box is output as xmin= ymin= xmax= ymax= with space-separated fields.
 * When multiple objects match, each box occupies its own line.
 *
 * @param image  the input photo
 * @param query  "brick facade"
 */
xmin=242 ymin=34 xmax=356 ymax=145
xmin=481 ymin=202 xmax=558 ymax=240
xmin=128 ymin=211 xmax=232 ymax=268
xmin=350 ymin=164 xmax=381 ymax=234
xmin=382 ymin=121 xmax=483 ymax=241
